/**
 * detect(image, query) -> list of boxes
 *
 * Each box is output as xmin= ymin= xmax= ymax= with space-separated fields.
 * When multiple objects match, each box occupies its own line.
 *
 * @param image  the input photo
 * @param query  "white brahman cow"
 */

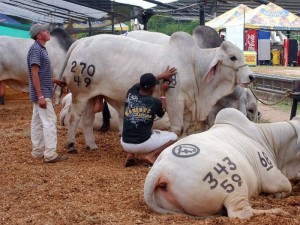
xmin=206 ymin=86 xmax=259 ymax=128
xmin=59 ymin=27 xmax=258 ymax=137
xmin=144 ymin=108 xmax=300 ymax=218
xmin=0 ymin=28 xmax=74 ymax=104
xmin=127 ymin=27 xmax=260 ymax=128
xmin=59 ymin=93 xmax=169 ymax=131
xmin=60 ymin=31 xmax=254 ymax=153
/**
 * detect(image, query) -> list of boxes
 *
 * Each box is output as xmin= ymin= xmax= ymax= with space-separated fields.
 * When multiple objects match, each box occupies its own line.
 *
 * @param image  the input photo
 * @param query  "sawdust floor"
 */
xmin=1 ymin=100 xmax=300 ymax=225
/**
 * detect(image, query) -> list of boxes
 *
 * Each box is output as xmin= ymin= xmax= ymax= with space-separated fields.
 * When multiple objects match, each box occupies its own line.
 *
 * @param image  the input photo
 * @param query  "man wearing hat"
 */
xmin=27 ymin=23 xmax=68 ymax=163
xmin=120 ymin=66 xmax=178 ymax=167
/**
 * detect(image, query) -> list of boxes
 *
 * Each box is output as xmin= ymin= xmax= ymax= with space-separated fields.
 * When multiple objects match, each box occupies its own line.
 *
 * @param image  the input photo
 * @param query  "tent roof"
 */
xmin=0 ymin=0 xmax=175 ymax=25
xmin=0 ymin=0 xmax=149 ymax=24
xmin=226 ymin=2 xmax=300 ymax=31
xmin=206 ymin=4 xmax=252 ymax=30
xmin=0 ymin=12 xmax=20 ymax=24
xmin=0 ymin=25 xmax=29 ymax=38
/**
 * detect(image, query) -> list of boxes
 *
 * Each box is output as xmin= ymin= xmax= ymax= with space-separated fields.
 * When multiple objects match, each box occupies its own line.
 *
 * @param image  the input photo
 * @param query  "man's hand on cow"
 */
xmin=157 ymin=66 xmax=177 ymax=81
xmin=53 ymin=79 xmax=67 ymax=88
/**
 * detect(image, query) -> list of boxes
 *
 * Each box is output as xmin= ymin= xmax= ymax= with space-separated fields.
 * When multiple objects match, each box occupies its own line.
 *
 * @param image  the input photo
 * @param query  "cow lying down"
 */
xmin=144 ymin=108 xmax=300 ymax=218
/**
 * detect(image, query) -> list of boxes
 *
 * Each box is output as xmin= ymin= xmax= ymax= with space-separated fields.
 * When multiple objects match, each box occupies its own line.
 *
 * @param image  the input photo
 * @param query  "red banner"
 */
xmin=282 ymin=39 xmax=289 ymax=66
xmin=245 ymin=30 xmax=257 ymax=51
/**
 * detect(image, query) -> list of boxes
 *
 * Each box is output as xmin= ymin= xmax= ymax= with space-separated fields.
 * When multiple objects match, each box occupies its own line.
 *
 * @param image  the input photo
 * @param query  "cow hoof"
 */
xmin=85 ymin=146 xmax=98 ymax=152
xmin=68 ymin=149 xmax=78 ymax=154
xmin=98 ymin=125 xmax=110 ymax=133
xmin=271 ymin=192 xmax=291 ymax=199
xmin=67 ymin=143 xmax=78 ymax=154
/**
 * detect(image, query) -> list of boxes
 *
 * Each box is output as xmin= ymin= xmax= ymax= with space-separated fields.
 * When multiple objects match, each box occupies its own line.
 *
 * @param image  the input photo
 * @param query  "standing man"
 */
xmin=27 ymin=23 xmax=68 ymax=163
xmin=121 ymin=67 xmax=178 ymax=167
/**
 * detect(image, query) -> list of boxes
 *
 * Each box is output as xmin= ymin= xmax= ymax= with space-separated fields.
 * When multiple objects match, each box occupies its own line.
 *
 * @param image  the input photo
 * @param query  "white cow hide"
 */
xmin=0 ymin=28 xmax=73 ymax=104
xmin=126 ymin=28 xmax=259 ymax=131
xmin=60 ymin=32 xmax=253 ymax=152
xmin=144 ymin=108 xmax=300 ymax=218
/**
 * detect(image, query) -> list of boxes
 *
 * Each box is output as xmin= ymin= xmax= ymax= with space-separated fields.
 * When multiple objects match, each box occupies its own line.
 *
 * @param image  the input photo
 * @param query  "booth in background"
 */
xmin=283 ymin=39 xmax=298 ymax=66
xmin=243 ymin=51 xmax=257 ymax=66
xmin=257 ymin=30 xmax=271 ymax=65
xmin=271 ymin=49 xmax=281 ymax=65
xmin=245 ymin=29 xmax=257 ymax=51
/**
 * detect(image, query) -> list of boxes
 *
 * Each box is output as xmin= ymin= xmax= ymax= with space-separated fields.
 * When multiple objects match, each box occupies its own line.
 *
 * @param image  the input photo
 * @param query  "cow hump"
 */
xmin=169 ymin=31 xmax=196 ymax=49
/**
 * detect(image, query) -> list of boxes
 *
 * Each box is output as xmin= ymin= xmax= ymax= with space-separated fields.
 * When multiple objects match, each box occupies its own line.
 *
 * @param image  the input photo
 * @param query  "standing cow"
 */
xmin=127 ymin=27 xmax=260 ymax=129
xmin=0 ymin=28 xmax=74 ymax=104
xmin=61 ymin=31 xmax=254 ymax=153
xmin=144 ymin=108 xmax=300 ymax=218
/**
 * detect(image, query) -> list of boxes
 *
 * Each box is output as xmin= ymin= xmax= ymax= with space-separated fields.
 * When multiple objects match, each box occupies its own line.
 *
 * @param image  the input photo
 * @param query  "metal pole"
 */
xmin=111 ymin=0 xmax=115 ymax=34
xmin=88 ymin=18 xmax=91 ymax=36
xmin=243 ymin=9 xmax=245 ymax=50
xmin=199 ymin=0 xmax=205 ymax=25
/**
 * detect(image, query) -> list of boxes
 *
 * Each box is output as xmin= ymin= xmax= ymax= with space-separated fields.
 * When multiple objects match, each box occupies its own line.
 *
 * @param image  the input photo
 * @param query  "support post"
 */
xmin=290 ymin=80 xmax=300 ymax=119
xmin=199 ymin=0 xmax=205 ymax=25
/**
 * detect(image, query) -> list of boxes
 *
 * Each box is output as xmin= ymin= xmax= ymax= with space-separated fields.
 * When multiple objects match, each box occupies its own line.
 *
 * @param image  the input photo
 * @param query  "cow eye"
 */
xmin=230 ymin=56 xmax=237 ymax=61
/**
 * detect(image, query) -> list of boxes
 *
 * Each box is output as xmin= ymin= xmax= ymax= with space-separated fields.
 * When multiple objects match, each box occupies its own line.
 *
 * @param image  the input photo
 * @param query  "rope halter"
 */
xmin=220 ymin=62 xmax=248 ymax=71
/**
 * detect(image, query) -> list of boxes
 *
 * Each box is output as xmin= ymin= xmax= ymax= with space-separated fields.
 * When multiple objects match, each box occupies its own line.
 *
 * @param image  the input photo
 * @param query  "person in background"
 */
xmin=121 ymin=67 xmax=178 ymax=167
xmin=27 ymin=23 xmax=68 ymax=163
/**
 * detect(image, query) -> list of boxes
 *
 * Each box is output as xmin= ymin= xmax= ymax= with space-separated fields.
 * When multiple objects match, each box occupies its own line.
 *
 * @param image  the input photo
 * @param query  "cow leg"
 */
xmin=227 ymin=205 xmax=289 ymax=218
xmin=118 ymin=112 xmax=123 ymax=136
xmin=54 ymin=86 xmax=62 ymax=105
xmin=182 ymin=112 xmax=191 ymax=137
xmin=81 ymin=98 xmax=98 ymax=151
xmin=261 ymin=168 xmax=292 ymax=196
xmin=225 ymin=198 xmax=280 ymax=219
xmin=167 ymin=101 xmax=185 ymax=137
xmin=67 ymin=97 xmax=88 ymax=153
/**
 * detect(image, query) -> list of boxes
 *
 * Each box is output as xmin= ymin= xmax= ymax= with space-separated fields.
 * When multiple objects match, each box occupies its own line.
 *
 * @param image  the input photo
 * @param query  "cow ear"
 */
xmin=202 ymin=60 xmax=219 ymax=82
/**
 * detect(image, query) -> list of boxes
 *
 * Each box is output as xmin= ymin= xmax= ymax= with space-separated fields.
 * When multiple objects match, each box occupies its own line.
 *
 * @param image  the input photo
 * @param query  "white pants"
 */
xmin=31 ymin=98 xmax=58 ymax=161
xmin=121 ymin=130 xmax=178 ymax=154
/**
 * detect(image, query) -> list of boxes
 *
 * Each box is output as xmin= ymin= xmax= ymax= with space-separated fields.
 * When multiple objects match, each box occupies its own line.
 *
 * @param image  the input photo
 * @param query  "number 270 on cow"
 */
xmin=71 ymin=61 xmax=95 ymax=87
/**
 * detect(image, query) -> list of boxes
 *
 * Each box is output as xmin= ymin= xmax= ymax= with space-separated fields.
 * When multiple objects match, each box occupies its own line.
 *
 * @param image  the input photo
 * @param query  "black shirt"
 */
xmin=122 ymin=84 xmax=165 ymax=144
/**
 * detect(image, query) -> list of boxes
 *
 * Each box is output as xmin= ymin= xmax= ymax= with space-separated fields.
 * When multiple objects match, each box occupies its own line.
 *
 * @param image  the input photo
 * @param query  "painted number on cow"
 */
xmin=168 ymin=75 xmax=177 ymax=88
xmin=257 ymin=151 xmax=273 ymax=171
xmin=202 ymin=157 xmax=242 ymax=193
xmin=71 ymin=61 xmax=95 ymax=87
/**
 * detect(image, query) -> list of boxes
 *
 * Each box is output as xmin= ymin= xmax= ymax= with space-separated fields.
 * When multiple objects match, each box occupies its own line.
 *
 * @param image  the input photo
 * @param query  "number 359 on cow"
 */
xmin=202 ymin=157 xmax=242 ymax=193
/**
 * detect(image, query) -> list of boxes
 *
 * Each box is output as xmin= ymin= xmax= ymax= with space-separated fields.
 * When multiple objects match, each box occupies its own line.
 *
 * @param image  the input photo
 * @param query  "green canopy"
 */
xmin=0 ymin=23 xmax=30 ymax=38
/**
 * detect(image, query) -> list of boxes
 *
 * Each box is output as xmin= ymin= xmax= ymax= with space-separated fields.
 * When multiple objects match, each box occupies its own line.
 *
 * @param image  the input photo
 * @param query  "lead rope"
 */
xmin=249 ymin=83 xmax=292 ymax=106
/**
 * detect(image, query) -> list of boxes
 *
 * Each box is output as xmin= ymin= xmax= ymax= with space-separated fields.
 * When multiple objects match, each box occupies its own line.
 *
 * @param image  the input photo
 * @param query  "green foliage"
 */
xmin=273 ymin=101 xmax=300 ymax=113
xmin=147 ymin=15 xmax=199 ymax=35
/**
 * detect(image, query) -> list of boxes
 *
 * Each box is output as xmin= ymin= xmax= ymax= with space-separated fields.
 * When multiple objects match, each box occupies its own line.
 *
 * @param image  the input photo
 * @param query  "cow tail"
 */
xmin=58 ymin=40 xmax=80 ymax=80
xmin=98 ymin=101 xmax=111 ymax=132
xmin=144 ymin=168 xmax=174 ymax=214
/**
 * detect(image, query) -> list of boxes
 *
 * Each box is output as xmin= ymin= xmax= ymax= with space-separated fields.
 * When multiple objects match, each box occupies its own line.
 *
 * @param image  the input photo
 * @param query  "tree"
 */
xmin=147 ymin=15 xmax=198 ymax=35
